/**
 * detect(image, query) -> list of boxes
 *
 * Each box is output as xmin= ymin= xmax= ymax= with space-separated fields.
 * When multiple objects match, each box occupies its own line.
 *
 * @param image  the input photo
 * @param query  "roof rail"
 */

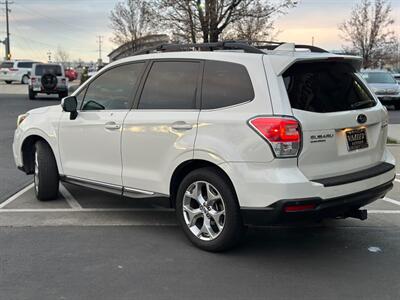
xmin=132 ymin=40 xmax=329 ymax=56
xmin=133 ymin=41 xmax=265 ymax=56
xmin=252 ymin=41 xmax=329 ymax=53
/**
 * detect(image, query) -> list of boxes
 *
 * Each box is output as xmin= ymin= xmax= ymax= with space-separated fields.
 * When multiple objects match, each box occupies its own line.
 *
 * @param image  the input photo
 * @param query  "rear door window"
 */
xmin=283 ymin=62 xmax=376 ymax=112
xmin=201 ymin=61 xmax=254 ymax=109
xmin=138 ymin=61 xmax=200 ymax=109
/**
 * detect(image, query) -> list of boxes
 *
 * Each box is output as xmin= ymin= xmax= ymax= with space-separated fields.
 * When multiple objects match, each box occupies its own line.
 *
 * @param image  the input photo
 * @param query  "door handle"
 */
xmin=104 ymin=122 xmax=121 ymax=130
xmin=171 ymin=121 xmax=193 ymax=131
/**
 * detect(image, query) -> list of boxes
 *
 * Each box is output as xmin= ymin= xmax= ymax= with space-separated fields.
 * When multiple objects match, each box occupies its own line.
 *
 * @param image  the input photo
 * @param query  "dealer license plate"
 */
xmin=346 ymin=128 xmax=368 ymax=151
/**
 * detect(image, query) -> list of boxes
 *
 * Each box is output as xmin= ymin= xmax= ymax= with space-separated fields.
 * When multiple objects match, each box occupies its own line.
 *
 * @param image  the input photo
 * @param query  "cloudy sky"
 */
xmin=0 ymin=0 xmax=399 ymax=62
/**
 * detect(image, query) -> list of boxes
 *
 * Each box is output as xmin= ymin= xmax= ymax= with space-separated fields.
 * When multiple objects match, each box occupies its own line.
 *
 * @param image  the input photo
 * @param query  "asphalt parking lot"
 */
xmin=1 ymin=82 xmax=400 ymax=299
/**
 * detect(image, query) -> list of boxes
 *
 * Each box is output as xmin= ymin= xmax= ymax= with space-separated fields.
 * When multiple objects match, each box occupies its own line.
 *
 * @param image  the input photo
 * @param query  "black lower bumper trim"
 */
xmin=241 ymin=179 xmax=394 ymax=226
xmin=312 ymin=162 xmax=394 ymax=187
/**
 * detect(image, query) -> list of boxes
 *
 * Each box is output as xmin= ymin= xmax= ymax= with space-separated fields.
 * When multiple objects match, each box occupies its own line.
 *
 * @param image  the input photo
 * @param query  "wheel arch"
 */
xmin=169 ymin=159 xmax=238 ymax=208
xmin=21 ymin=135 xmax=54 ymax=174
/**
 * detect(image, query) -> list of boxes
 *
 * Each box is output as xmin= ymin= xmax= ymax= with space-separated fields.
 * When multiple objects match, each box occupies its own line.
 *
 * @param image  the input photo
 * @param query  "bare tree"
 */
xmin=158 ymin=0 xmax=200 ymax=43
xmin=109 ymin=0 xmax=155 ymax=50
xmin=224 ymin=0 xmax=288 ymax=42
xmin=54 ymin=47 xmax=70 ymax=67
xmin=157 ymin=0 xmax=296 ymax=43
xmin=339 ymin=0 xmax=396 ymax=68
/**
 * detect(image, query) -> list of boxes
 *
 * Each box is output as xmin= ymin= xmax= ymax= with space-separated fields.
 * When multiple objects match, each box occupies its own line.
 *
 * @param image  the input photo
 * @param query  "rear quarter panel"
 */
xmin=195 ymin=55 xmax=275 ymax=164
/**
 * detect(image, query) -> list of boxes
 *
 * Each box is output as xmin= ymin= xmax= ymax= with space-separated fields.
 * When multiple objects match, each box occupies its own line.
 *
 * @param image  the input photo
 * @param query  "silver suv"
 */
xmin=28 ymin=63 xmax=68 ymax=100
xmin=362 ymin=70 xmax=400 ymax=110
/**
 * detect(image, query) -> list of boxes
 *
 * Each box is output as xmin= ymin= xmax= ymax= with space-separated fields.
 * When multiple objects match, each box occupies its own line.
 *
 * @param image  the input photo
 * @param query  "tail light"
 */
xmin=248 ymin=117 xmax=301 ymax=158
xmin=31 ymin=77 xmax=36 ymax=83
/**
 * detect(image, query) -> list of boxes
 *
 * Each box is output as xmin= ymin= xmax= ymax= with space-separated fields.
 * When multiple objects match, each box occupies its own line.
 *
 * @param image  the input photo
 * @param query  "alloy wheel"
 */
xmin=22 ymin=76 xmax=29 ymax=84
xmin=182 ymin=181 xmax=226 ymax=241
xmin=34 ymin=151 xmax=39 ymax=193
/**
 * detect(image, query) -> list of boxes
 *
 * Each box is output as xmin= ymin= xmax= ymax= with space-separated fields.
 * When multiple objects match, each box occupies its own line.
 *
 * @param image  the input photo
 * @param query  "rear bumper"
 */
xmin=241 ymin=179 xmax=394 ymax=226
xmin=30 ymin=86 xmax=67 ymax=94
xmin=221 ymin=148 xmax=396 ymax=208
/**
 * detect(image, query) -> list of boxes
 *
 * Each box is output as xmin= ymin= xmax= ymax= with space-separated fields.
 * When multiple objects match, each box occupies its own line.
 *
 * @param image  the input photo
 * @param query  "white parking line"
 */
xmin=59 ymin=183 xmax=82 ymax=209
xmin=0 ymin=183 xmax=34 ymax=209
xmin=0 ymin=206 xmax=397 ymax=214
xmin=369 ymin=210 xmax=400 ymax=214
xmin=382 ymin=197 xmax=400 ymax=206
xmin=395 ymin=179 xmax=400 ymax=183
xmin=0 ymin=208 xmax=174 ymax=213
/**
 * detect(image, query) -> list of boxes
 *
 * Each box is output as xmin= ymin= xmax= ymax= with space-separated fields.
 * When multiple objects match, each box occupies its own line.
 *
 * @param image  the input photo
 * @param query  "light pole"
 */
xmin=0 ymin=0 xmax=13 ymax=60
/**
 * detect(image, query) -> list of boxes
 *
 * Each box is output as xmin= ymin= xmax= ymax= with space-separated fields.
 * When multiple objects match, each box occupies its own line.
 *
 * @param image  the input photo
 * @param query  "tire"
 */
xmin=42 ymin=73 xmax=57 ymax=90
xmin=5 ymin=80 xmax=12 ymax=84
xmin=175 ymin=167 xmax=244 ymax=252
xmin=28 ymin=88 xmax=36 ymax=100
xmin=34 ymin=140 xmax=59 ymax=201
xmin=21 ymin=75 xmax=29 ymax=84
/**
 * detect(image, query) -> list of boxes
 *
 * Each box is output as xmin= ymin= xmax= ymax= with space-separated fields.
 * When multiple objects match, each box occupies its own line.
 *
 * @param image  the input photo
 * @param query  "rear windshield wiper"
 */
xmin=350 ymin=100 xmax=374 ymax=109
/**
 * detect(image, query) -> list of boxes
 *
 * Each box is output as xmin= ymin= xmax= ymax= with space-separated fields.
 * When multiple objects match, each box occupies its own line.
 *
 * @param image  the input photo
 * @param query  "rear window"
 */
xmin=35 ymin=65 xmax=62 ymax=76
xmin=201 ymin=61 xmax=254 ymax=109
xmin=362 ymin=72 xmax=396 ymax=84
xmin=0 ymin=62 xmax=14 ymax=68
xmin=283 ymin=62 xmax=376 ymax=113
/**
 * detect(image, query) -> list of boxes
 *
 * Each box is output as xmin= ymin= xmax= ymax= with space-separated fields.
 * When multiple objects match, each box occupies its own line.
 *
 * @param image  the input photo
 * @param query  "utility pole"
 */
xmin=1 ymin=0 xmax=13 ymax=60
xmin=97 ymin=35 xmax=103 ymax=61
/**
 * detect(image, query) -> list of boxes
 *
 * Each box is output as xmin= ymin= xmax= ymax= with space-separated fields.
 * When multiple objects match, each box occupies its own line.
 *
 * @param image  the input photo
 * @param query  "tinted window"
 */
xmin=35 ymin=65 xmax=62 ymax=76
xmin=17 ymin=62 xmax=33 ymax=68
xmin=0 ymin=62 xmax=14 ymax=68
xmin=283 ymin=62 xmax=376 ymax=113
xmin=138 ymin=61 xmax=200 ymax=109
xmin=202 ymin=61 xmax=254 ymax=109
xmin=82 ymin=63 xmax=144 ymax=111
xmin=362 ymin=72 xmax=396 ymax=84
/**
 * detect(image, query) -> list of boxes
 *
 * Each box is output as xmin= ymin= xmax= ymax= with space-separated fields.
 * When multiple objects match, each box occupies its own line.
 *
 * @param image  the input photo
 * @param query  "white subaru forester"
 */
xmin=13 ymin=42 xmax=396 ymax=251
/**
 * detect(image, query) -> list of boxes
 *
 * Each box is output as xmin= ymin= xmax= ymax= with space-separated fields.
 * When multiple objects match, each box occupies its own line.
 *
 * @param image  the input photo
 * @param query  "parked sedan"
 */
xmin=362 ymin=70 xmax=400 ymax=110
xmin=65 ymin=68 xmax=78 ymax=82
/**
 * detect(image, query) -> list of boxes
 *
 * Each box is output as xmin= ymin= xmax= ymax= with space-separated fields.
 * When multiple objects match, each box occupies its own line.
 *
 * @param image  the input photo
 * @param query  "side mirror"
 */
xmin=61 ymin=96 xmax=78 ymax=120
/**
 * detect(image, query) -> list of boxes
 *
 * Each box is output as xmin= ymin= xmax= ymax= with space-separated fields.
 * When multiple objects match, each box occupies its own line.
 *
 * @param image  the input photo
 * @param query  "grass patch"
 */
xmin=387 ymin=137 xmax=399 ymax=144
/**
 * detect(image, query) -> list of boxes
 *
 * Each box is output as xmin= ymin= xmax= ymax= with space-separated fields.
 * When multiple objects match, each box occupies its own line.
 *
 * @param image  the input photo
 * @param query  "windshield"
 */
xmin=35 ymin=65 xmax=62 ymax=76
xmin=362 ymin=72 xmax=396 ymax=84
xmin=283 ymin=62 xmax=376 ymax=113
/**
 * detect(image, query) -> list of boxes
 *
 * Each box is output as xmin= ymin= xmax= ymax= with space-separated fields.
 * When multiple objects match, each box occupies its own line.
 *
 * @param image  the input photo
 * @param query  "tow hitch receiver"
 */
xmin=346 ymin=209 xmax=368 ymax=220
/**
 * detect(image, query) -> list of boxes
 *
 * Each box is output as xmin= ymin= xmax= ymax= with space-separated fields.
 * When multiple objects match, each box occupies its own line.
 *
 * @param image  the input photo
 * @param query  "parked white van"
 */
xmin=0 ymin=60 xmax=39 ymax=84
